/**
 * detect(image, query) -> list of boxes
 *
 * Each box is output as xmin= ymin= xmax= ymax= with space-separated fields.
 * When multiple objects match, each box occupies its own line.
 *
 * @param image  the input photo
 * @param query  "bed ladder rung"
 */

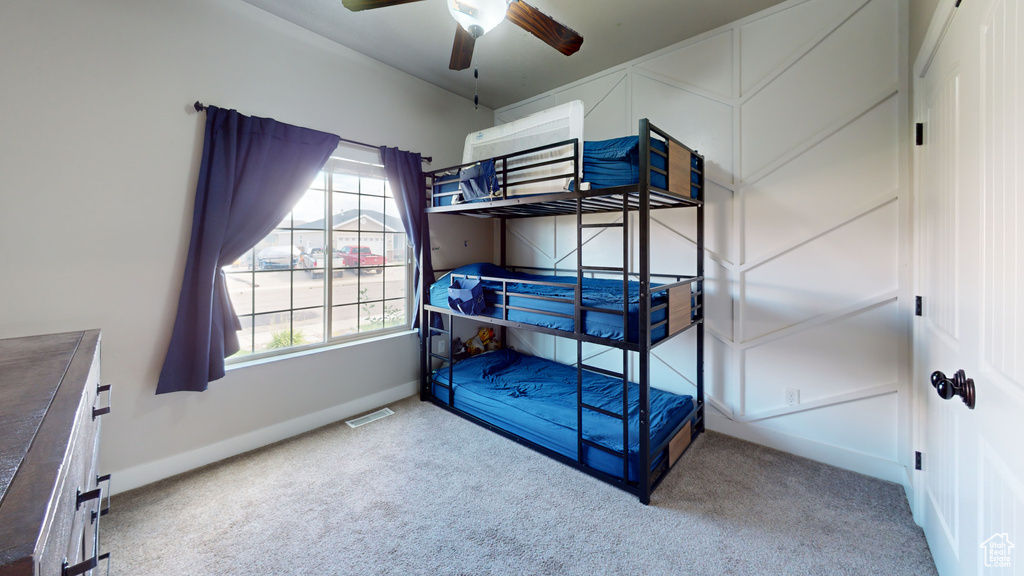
xmin=580 ymin=438 xmax=624 ymax=459
xmin=581 ymin=402 xmax=624 ymax=420
xmin=580 ymin=265 xmax=624 ymax=273
xmin=429 ymin=353 xmax=451 ymax=362
xmin=580 ymin=222 xmax=623 ymax=229
xmin=580 ymin=363 xmax=625 ymax=380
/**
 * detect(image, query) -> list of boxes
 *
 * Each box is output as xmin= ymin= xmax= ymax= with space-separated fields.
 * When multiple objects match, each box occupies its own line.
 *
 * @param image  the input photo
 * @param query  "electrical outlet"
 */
xmin=785 ymin=387 xmax=800 ymax=406
xmin=438 ymin=339 xmax=447 ymax=353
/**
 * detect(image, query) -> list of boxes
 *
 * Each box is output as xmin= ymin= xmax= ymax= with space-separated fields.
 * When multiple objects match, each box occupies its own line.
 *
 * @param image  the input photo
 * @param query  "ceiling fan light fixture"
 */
xmin=448 ymin=0 xmax=507 ymax=38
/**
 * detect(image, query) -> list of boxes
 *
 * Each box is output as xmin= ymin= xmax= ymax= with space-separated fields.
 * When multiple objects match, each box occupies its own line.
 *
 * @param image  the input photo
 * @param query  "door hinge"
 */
xmin=915 ymin=296 xmax=923 ymax=316
xmin=915 ymin=123 xmax=924 ymax=145
xmin=915 ymin=451 xmax=923 ymax=470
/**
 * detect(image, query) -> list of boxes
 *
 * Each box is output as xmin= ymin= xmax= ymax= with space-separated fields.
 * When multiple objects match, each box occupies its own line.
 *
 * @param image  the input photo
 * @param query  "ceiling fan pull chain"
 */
xmin=474 ymin=66 xmax=479 ymax=109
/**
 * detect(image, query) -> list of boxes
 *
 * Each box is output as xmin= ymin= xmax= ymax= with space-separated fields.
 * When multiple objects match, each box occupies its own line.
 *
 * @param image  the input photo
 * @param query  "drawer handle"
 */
xmin=76 ymin=487 xmax=101 ymax=510
xmin=63 ymin=555 xmax=96 ymax=576
xmin=62 ymin=552 xmax=110 ymax=576
xmin=93 ymin=383 xmax=112 ymax=420
xmin=92 ymin=474 xmax=112 ymax=521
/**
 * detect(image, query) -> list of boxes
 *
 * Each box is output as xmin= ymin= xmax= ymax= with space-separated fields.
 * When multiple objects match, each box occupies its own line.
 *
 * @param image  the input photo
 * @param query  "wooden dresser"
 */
xmin=0 ymin=330 xmax=111 ymax=576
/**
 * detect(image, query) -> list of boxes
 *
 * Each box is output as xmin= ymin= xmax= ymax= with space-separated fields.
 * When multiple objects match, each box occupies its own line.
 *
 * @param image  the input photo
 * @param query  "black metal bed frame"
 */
xmin=418 ymin=119 xmax=705 ymax=504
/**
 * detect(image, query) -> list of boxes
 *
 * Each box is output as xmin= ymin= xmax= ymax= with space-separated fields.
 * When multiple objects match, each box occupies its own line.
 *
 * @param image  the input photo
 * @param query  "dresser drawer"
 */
xmin=39 ymin=382 xmax=102 ymax=575
xmin=0 ymin=330 xmax=108 ymax=576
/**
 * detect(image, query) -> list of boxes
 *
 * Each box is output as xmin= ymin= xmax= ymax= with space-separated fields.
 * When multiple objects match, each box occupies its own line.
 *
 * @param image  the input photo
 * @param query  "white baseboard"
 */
xmin=706 ymin=411 xmax=908 ymax=486
xmin=109 ymin=381 xmax=418 ymax=495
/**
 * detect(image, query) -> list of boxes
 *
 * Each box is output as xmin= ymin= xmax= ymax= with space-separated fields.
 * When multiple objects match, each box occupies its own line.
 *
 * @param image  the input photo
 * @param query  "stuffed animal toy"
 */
xmin=466 ymin=327 xmax=495 ymax=356
xmin=451 ymin=337 xmax=470 ymax=362
xmin=485 ymin=335 xmax=501 ymax=352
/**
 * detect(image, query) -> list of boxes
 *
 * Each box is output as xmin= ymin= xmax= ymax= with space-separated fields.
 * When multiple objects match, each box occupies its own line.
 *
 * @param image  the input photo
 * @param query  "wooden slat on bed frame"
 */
xmin=668 ymin=421 xmax=692 ymax=466
xmin=667 ymin=284 xmax=693 ymax=337
xmin=667 ymin=140 xmax=691 ymax=198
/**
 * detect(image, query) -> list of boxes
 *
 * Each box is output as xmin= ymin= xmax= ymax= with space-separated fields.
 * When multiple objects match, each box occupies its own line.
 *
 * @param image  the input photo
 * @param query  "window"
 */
xmin=224 ymin=147 xmax=410 ymax=358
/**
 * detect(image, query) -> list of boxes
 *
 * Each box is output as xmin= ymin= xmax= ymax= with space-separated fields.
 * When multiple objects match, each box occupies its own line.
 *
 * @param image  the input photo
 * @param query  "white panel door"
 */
xmin=915 ymin=0 xmax=1024 ymax=574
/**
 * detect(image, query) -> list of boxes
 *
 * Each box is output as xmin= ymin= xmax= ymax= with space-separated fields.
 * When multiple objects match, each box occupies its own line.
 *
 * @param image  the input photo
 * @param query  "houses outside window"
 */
xmin=224 ymin=148 xmax=410 ymax=359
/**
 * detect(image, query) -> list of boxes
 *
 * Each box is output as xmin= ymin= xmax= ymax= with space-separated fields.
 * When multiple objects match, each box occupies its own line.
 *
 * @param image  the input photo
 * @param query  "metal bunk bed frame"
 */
xmin=418 ymin=119 xmax=705 ymax=504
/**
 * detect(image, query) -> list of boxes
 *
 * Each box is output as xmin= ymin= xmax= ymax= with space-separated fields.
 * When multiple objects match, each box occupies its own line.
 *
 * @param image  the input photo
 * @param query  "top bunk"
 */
xmin=425 ymin=102 xmax=704 ymax=219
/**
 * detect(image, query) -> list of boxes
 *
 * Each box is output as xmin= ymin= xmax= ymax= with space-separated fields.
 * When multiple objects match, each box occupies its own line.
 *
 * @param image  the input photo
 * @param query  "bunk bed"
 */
xmin=418 ymin=117 xmax=705 ymax=504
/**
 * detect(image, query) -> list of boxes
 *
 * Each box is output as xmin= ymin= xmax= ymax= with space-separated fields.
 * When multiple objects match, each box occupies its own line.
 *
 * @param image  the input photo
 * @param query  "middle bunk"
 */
xmin=419 ymin=107 xmax=705 ymax=504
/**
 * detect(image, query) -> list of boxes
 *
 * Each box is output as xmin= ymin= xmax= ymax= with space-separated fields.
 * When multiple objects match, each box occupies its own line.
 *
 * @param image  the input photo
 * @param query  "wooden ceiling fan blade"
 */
xmin=506 ymin=0 xmax=583 ymax=56
xmin=341 ymin=0 xmax=425 ymax=11
xmin=449 ymin=25 xmax=476 ymax=71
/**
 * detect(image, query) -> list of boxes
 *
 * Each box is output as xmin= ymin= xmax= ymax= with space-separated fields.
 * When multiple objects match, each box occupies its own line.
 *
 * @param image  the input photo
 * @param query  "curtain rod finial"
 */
xmin=193 ymin=101 xmax=206 ymax=113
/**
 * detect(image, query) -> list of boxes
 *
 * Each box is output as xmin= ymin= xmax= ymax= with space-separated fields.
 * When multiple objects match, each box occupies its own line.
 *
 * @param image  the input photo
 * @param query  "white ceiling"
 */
xmin=240 ymin=0 xmax=789 ymax=110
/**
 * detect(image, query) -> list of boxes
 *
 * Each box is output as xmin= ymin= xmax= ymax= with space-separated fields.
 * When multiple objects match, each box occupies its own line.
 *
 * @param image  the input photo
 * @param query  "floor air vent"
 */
xmin=345 ymin=407 xmax=394 ymax=428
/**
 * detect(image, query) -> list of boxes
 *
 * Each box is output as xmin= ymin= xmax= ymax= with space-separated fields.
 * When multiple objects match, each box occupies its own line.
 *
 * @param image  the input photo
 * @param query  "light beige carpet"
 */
xmin=104 ymin=395 xmax=936 ymax=575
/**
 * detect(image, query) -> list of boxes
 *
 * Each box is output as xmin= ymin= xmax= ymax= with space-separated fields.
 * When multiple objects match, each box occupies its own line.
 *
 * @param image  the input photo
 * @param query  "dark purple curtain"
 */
xmin=157 ymin=107 xmax=340 ymax=394
xmin=380 ymin=147 xmax=435 ymax=329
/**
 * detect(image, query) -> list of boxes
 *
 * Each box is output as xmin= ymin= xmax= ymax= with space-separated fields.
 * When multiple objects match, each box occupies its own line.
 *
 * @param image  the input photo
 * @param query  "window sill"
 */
xmin=225 ymin=328 xmax=417 ymax=372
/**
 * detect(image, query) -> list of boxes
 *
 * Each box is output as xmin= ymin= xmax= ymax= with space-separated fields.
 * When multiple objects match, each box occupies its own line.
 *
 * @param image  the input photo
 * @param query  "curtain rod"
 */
xmin=193 ymin=101 xmax=431 ymax=164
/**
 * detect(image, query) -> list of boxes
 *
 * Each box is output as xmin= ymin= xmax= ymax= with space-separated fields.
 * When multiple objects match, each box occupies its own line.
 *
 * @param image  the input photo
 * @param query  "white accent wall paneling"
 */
xmin=497 ymin=0 xmax=911 ymax=483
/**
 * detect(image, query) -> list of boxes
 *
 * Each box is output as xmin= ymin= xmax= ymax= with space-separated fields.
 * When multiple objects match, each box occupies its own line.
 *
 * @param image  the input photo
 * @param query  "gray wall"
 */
xmin=0 ymin=0 xmax=492 ymax=491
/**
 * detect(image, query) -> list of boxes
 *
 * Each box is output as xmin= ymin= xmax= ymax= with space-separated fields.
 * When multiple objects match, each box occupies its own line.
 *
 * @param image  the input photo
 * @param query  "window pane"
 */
xmin=254 ymin=230 xmax=298 ymax=270
xmin=360 ymin=232 xmax=385 ymax=268
xmin=253 ymin=312 xmax=293 ymax=352
xmin=384 ymin=265 xmax=407 ymax=300
xmin=333 ymin=192 xmax=359 ymax=230
xmin=361 ymin=177 xmax=385 ymax=197
xmin=308 ymin=171 xmax=326 ymax=191
xmin=291 ymin=308 xmax=325 ymax=345
xmin=253 ymin=271 xmax=290 ymax=314
xmin=332 ymin=305 xmax=358 ymax=337
xmin=332 ymin=271 xmax=359 ymax=306
xmin=226 ymin=249 xmax=254 ymax=272
xmin=292 ymin=271 xmax=324 ymax=309
xmin=384 ymin=195 xmax=399 ymax=220
xmin=332 ymin=172 xmax=359 ymax=193
xmin=232 ymin=314 xmax=254 ymax=357
xmin=382 ymin=298 xmax=407 ymax=329
xmin=226 ymin=272 xmax=254 ymax=316
xmin=383 ymin=232 xmax=407 ymax=264
xmin=359 ymin=297 xmax=404 ymax=332
xmin=295 ymin=235 xmax=325 ymax=261
xmin=293 ymin=189 xmax=325 ymax=231
xmin=362 ymin=195 xmax=385 ymax=227
xmin=359 ymin=270 xmax=384 ymax=302
xmin=383 ymin=179 xmax=393 ymax=198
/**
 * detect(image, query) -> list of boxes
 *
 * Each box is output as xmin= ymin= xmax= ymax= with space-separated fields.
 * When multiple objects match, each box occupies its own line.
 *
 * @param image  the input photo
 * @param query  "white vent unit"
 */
xmin=345 ymin=407 xmax=395 ymax=428
xmin=463 ymin=100 xmax=584 ymax=195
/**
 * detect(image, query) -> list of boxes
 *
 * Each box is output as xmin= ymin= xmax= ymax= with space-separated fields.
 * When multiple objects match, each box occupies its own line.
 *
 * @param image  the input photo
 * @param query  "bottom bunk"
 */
xmin=428 ymin=348 xmax=700 ymax=496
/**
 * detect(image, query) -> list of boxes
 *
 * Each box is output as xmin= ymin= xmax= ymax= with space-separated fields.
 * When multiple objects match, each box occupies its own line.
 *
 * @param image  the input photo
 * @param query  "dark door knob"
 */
xmin=930 ymin=369 xmax=976 ymax=409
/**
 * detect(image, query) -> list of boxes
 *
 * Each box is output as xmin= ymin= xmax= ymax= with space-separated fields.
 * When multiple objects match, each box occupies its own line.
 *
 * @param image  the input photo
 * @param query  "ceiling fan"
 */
xmin=341 ymin=0 xmax=584 ymax=71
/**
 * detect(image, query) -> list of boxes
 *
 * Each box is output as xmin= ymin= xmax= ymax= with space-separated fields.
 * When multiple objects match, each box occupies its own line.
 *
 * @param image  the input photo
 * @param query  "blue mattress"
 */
xmin=431 ymin=349 xmax=696 ymax=482
xmin=431 ymin=136 xmax=700 ymax=207
xmin=430 ymin=263 xmax=670 ymax=343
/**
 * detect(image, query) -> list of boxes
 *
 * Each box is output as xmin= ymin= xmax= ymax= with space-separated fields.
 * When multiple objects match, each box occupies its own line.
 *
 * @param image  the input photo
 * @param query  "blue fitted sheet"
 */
xmin=429 ymin=263 xmax=670 ymax=343
xmin=431 ymin=349 xmax=696 ymax=482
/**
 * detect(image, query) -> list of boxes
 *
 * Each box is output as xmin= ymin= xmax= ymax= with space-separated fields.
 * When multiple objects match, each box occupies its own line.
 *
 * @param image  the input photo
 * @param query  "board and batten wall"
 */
xmin=496 ymin=0 xmax=912 ymax=484
xmin=0 ymin=0 xmax=492 ymax=493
